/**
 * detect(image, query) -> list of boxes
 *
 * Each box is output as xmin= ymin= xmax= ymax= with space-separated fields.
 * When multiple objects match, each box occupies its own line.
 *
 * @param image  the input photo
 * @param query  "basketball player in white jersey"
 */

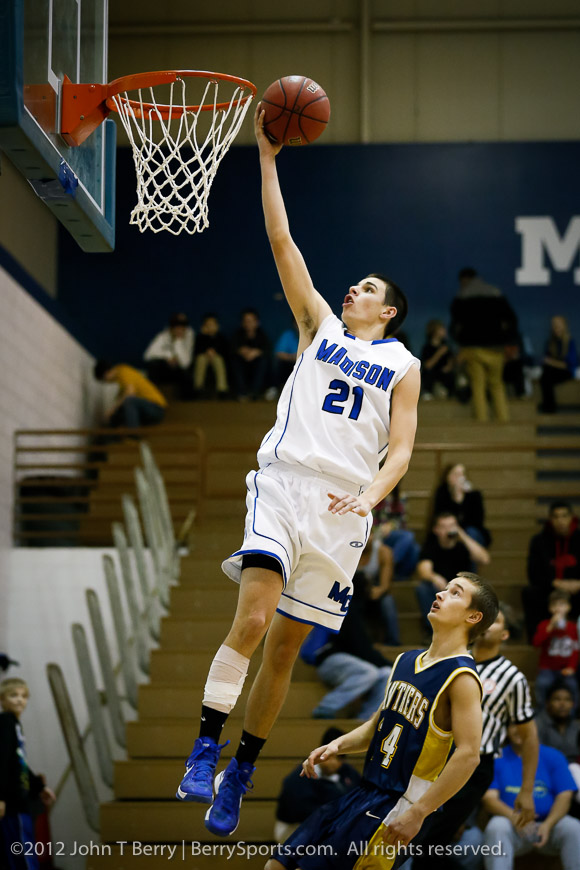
xmin=176 ymin=106 xmax=421 ymax=838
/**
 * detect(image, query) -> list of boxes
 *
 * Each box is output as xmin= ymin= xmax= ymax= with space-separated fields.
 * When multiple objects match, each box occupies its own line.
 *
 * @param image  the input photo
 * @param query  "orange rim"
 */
xmin=106 ymin=69 xmax=257 ymax=118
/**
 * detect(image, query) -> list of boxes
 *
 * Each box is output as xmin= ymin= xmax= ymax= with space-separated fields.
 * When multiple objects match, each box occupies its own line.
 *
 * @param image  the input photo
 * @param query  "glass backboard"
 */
xmin=0 ymin=0 xmax=115 ymax=251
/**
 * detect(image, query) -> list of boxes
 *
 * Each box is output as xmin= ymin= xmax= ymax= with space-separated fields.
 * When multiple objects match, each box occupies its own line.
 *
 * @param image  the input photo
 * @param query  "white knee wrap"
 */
xmin=203 ymin=644 xmax=250 ymax=714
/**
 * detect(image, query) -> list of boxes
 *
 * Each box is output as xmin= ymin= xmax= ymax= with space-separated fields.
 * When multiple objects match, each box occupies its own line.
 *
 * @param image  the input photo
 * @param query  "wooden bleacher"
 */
xmin=17 ymin=392 xmax=576 ymax=869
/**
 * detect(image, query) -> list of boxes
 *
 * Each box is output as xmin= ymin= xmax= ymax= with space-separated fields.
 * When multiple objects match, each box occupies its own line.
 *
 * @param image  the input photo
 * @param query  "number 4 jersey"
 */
xmin=257 ymin=314 xmax=420 ymax=489
xmin=363 ymin=649 xmax=482 ymax=802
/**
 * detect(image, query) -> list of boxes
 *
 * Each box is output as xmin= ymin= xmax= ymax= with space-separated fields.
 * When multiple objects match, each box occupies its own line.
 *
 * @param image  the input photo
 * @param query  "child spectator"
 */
xmin=193 ymin=313 xmax=229 ymax=399
xmin=420 ymin=319 xmax=455 ymax=399
xmin=539 ymin=315 xmax=578 ymax=413
xmin=432 ymin=462 xmax=491 ymax=547
xmin=143 ymin=312 xmax=195 ymax=397
xmin=93 ymin=361 xmax=167 ymax=428
xmin=230 ymin=308 xmax=271 ymax=401
xmin=533 ymin=591 xmax=579 ymax=709
xmin=0 ymin=678 xmax=56 ymax=870
xmin=522 ymin=501 xmax=580 ymax=642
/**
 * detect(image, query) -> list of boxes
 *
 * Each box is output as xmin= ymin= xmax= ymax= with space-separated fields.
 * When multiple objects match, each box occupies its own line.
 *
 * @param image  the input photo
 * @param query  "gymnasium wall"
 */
xmin=109 ymin=0 xmax=580 ymax=145
xmin=0 ymin=264 xmax=103 ymax=572
xmin=0 ymin=158 xmax=58 ymax=295
xmin=57 ymin=140 xmax=580 ymax=365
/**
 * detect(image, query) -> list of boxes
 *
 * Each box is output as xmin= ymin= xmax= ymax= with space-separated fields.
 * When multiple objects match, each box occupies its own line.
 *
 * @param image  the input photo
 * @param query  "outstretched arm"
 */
xmin=328 ymin=364 xmax=420 ymax=517
xmin=255 ymin=106 xmax=332 ymax=350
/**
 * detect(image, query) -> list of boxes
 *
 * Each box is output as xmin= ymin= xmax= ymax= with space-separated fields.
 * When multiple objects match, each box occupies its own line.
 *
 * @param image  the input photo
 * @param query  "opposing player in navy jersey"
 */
xmin=266 ymin=572 xmax=499 ymax=870
xmin=176 ymin=107 xmax=421 ymax=838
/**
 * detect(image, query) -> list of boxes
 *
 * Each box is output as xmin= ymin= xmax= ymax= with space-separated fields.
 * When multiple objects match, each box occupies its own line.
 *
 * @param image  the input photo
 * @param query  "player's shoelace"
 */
xmin=186 ymin=739 xmax=229 ymax=788
xmin=217 ymin=764 xmax=254 ymax=813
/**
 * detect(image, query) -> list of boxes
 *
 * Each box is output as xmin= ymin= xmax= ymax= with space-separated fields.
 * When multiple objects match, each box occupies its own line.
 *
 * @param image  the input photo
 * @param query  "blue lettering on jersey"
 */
xmin=316 ymin=339 xmax=395 ymax=393
xmin=327 ymin=581 xmax=352 ymax=612
xmin=315 ymin=339 xmax=338 ymax=362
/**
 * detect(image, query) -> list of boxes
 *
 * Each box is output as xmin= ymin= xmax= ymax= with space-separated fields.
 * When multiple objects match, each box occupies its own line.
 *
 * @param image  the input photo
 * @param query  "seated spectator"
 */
xmin=300 ymin=574 xmax=392 ymax=720
xmin=536 ymin=683 xmax=580 ymax=764
xmin=273 ymin=322 xmax=299 ymax=392
xmin=432 ymin=462 xmax=491 ymax=547
xmin=143 ymin=312 xmax=194 ymax=397
xmin=503 ymin=331 xmax=535 ymax=399
xmin=450 ymin=267 xmax=518 ymax=422
xmin=1 ymin=678 xmax=56 ymax=870
xmin=539 ymin=315 xmax=578 ymax=413
xmin=373 ymin=485 xmax=420 ymax=581
xmin=416 ymin=514 xmax=490 ymax=633
xmin=522 ymin=501 xmax=580 ymax=642
xmin=94 ymin=361 xmax=167 ymax=428
xmin=230 ymin=308 xmax=271 ymax=400
xmin=193 ymin=313 xmax=229 ymax=399
xmin=274 ymin=726 xmax=361 ymax=843
xmin=482 ymin=724 xmax=580 ymax=869
xmin=533 ymin=591 xmax=579 ymax=709
xmin=420 ymin=319 xmax=455 ymax=399
xmin=355 ymin=537 xmax=400 ymax=646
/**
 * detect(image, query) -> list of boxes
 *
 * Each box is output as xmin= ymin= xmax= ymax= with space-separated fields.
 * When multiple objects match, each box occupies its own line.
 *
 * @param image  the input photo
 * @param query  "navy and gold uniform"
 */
xmin=275 ymin=650 xmax=482 ymax=870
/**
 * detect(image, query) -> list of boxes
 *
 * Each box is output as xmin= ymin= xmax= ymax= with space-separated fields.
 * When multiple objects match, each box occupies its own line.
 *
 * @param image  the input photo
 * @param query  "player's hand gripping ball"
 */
xmin=261 ymin=75 xmax=330 ymax=146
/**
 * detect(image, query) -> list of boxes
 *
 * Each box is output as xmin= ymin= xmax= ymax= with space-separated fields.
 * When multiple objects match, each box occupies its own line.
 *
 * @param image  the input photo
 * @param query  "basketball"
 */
xmin=261 ymin=75 xmax=330 ymax=146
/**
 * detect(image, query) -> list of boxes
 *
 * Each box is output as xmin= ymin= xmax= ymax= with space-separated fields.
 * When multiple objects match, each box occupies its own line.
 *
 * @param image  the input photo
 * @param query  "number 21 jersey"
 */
xmin=258 ymin=314 xmax=420 ymax=489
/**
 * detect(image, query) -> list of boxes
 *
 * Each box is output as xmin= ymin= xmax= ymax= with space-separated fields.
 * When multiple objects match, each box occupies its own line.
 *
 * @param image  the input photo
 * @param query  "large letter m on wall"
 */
xmin=515 ymin=217 xmax=580 ymax=285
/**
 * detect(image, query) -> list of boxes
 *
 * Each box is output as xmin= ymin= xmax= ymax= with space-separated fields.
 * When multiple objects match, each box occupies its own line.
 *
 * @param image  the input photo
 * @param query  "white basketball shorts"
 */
xmin=221 ymin=462 xmax=372 ymax=632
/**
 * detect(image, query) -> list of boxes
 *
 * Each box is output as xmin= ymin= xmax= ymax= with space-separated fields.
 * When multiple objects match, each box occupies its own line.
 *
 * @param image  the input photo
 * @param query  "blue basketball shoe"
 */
xmin=176 ymin=737 xmax=228 ymax=803
xmin=204 ymin=757 xmax=255 ymax=836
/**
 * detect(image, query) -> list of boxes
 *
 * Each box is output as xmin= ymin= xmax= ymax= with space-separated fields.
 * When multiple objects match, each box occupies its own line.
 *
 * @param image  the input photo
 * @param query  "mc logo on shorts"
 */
xmin=328 ymin=581 xmax=352 ymax=612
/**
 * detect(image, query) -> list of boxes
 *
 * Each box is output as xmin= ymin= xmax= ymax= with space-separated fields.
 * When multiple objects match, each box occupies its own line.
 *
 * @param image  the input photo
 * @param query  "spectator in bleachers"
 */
xmin=0 ymin=678 xmax=56 ymax=870
xmin=539 ymin=315 xmax=578 ymax=413
xmin=522 ymin=501 xmax=580 ymax=643
xmin=193 ymin=313 xmax=229 ymax=399
xmin=300 ymin=573 xmax=392 ymax=720
xmin=143 ymin=312 xmax=194 ymax=397
xmin=94 ymin=361 xmax=167 ymax=428
xmin=533 ymin=591 xmax=579 ymax=710
xmin=420 ymin=319 xmax=455 ymax=400
xmin=373 ymin=485 xmax=420 ymax=581
xmin=416 ymin=513 xmax=490 ymax=633
xmin=432 ymin=462 xmax=491 ymax=547
xmin=450 ymin=267 xmax=518 ymax=422
xmin=272 ymin=322 xmax=299 ymax=393
xmin=503 ymin=331 xmax=535 ymax=399
xmin=274 ymin=726 xmax=361 ymax=843
xmin=355 ymin=536 xmax=400 ymax=646
xmin=230 ymin=308 xmax=271 ymax=400
xmin=536 ymin=683 xmax=580 ymax=763
xmin=481 ymin=724 xmax=580 ymax=869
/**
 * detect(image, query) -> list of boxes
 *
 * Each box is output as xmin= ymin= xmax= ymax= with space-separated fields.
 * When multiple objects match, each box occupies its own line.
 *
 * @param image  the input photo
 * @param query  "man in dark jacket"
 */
xmin=274 ymin=726 xmax=361 ymax=841
xmin=450 ymin=267 xmax=518 ymax=422
xmin=522 ymin=501 xmax=580 ymax=641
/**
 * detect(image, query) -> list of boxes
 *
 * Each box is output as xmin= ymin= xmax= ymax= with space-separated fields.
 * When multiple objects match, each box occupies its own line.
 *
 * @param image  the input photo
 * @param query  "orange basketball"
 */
xmin=261 ymin=75 xmax=330 ymax=146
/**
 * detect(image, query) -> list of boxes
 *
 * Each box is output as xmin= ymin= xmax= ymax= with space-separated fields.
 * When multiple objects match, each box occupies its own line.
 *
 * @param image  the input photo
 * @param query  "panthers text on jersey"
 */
xmin=363 ymin=649 xmax=482 ymax=804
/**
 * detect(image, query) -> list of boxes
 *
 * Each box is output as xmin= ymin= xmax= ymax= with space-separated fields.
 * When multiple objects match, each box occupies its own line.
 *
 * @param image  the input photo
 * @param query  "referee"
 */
xmin=410 ymin=603 xmax=539 ymax=869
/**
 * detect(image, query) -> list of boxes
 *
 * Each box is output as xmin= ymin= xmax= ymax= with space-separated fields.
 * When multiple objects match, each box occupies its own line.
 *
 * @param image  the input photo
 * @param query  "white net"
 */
xmin=112 ymin=76 xmax=254 ymax=235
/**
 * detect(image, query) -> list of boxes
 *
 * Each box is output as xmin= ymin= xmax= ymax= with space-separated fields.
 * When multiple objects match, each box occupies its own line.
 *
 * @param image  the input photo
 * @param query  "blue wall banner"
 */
xmin=58 ymin=142 xmax=580 ymax=364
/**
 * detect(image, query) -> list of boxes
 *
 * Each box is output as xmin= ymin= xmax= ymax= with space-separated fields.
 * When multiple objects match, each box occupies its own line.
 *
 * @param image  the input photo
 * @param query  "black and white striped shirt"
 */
xmin=477 ymin=654 xmax=534 ymax=756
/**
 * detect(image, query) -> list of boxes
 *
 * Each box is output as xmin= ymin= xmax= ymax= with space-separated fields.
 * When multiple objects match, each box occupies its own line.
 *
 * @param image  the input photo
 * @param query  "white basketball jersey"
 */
xmin=258 ymin=314 xmax=420 ymax=488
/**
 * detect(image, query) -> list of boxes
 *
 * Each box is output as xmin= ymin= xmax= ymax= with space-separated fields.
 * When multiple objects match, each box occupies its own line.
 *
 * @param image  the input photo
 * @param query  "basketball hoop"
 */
xmin=61 ymin=70 xmax=256 ymax=235
xmin=108 ymin=70 xmax=256 ymax=235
